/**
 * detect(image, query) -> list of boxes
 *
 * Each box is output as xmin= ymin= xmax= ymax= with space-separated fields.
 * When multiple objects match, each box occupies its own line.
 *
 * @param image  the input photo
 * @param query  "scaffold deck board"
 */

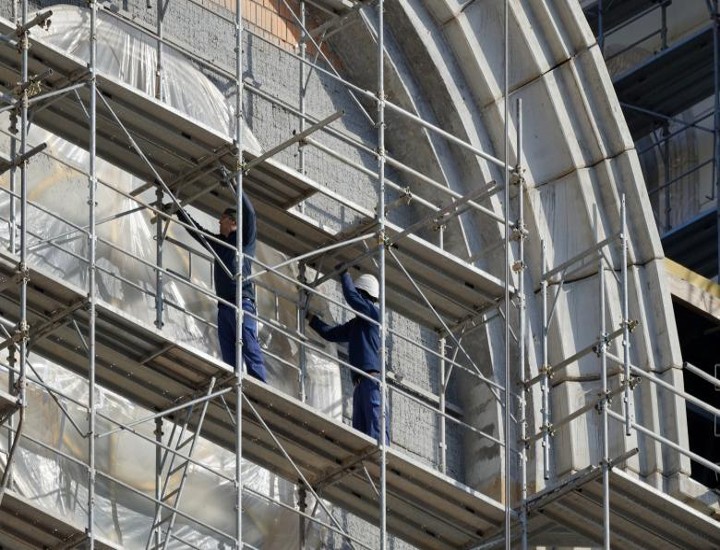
xmin=583 ymin=0 xmax=658 ymax=36
xmin=0 ymin=16 xmax=508 ymax=330
xmin=0 ymin=251 xmax=505 ymax=549
xmin=614 ymin=25 xmax=714 ymax=138
xmin=0 ymin=491 xmax=121 ymax=550
xmin=524 ymin=469 xmax=720 ymax=549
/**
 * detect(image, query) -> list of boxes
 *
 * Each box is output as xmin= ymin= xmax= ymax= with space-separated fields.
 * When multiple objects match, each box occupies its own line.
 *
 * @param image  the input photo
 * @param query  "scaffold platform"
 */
xmin=0 ymin=16 xmax=508 ymax=331
xmin=0 ymin=491 xmax=121 ymax=550
xmin=0 ymin=250 xmax=505 ymax=550
xmin=524 ymin=467 xmax=720 ymax=549
xmin=614 ymin=25 xmax=714 ymax=138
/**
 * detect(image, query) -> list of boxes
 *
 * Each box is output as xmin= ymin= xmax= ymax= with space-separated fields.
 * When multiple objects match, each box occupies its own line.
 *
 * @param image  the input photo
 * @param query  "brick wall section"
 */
xmin=210 ymin=0 xmax=337 ymax=62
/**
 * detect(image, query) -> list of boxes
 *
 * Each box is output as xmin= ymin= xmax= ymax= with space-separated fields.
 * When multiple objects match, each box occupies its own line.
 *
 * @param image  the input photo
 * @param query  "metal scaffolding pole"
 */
xmin=540 ymin=241 xmax=550 ymax=481
xmin=503 ymin=0 xmax=512 ymax=546
xmin=299 ymin=0 xmax=307 ymax=183
xmin=515 ymin=97 xmax=528 ymax=550
xmin=88 ymin=1 xmax=99 ymax=546
xmin=0 ymin=0 xmax=30 ymax=510
xmin=234 ymin=1 xmax=243 ymax=548
xmin=438 ymin=336 xmax=446 ymax=474
xmin=621 ymin=196 xmax=632 ymax=436
xmin=713 ymin=0 xmax=720 ymax=281
xmin=377 ymin=1 xmax=388 ymax=548
xmin=599 ymin=224 xmax=610 ymax=550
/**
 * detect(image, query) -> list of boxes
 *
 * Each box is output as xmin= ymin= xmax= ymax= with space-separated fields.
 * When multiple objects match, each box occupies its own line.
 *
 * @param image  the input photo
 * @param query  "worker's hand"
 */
xmin=334 ymin=263 xmax=347 ymax=275
xmin=160 ymin=202 xmax=175 ymax=214
xmin=305 ymin=311 xmax=315 ymax=322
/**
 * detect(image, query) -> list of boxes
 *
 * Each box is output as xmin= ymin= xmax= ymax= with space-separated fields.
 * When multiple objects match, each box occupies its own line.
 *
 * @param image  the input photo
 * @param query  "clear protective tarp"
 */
xmin=0 ymin=4 xmax=342 ymax=547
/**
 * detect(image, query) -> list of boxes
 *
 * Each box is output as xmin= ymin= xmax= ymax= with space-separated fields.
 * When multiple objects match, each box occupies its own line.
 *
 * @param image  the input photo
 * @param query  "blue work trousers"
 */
xmin=352 ymin=373 xmax=389 ymax=444
xmin=218 ymin=300 xmax=267 ymax=382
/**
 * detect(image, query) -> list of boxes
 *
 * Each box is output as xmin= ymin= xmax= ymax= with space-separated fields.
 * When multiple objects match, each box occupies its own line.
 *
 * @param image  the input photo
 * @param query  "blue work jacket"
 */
xmin=176 ymin=193 xmax=256 ymax=303
xmin=310 ymin=272 xmax=380 ymax=377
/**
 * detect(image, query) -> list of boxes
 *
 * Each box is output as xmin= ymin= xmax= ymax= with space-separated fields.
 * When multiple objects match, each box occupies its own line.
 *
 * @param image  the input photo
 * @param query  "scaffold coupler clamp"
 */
xmin=541 ymin=422 xmax=555 ymax=440
xmin=511 ymin=220 xmax=529 ymax=242
xmin=15 ymin=320 xmax=29 ymax=346
xmin=510 ymin=166 xmax=525 ymax=187
xmin=541 ymin=363 xmax=553 ymax=380
xmin=593 ymin=333 xmax=609 ymax=356
xmin=16 ymin=262 xmax=29 ymax=285
xmin=623 ymin=318 xmax=640 ymax=333
xmin=379 ymin=231 xmax=390 ymax=249
xmin=595 ymin=390 xmax=612 ymax=413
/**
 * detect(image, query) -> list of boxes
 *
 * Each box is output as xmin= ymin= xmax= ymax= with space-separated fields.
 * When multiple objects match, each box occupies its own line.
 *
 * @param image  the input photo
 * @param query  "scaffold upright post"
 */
xmin=713 ymin=0 xmax=720 ymax=282
xmin=234 ymin=1 xmax=243 ymax=548
xmin=515 ymin=97 xmax=528 ymax=550
xmin=541 ymin=241 xmax=550 ymax=481
xmin=154 ymin=417 xmax=163 ymax=549
xmin=621 ymin=195 xmax=631 ymax=436
xmin=377 ymin=1 xmax=388 ymax=548
xmin=299 ymin=0 xmax=307 ymax=185
xmin=598 ymin=215 xmax=610 ymax=550
xmin=88 ymin=1 xmax=99 ymax=546
xmin=10 ymin=0 xmax=30 ymax=509
xmin=503 ymin=0 xmax=512 ymax=546
xmin=439 ymin=336 xmax=447 ymax=474
xmin=155 ymin=0 xmax=164 ymax=102
xmin=155 ymin=186 xmax=164 ymax=329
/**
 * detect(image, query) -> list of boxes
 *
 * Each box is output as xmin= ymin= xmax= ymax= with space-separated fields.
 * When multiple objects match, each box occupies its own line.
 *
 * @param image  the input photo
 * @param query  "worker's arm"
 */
xmin=340 ymin=272 xmax=379 ymax=320
xmin=175 ymin=208 xmax=216 ymax=252
xmin=309 ymin=314 xmax=351 ymax=342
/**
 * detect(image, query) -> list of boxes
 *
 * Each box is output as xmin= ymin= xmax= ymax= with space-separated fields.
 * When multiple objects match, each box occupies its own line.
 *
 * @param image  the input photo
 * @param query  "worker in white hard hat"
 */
xmin=308 ymin=267 xmax=389 ymax=443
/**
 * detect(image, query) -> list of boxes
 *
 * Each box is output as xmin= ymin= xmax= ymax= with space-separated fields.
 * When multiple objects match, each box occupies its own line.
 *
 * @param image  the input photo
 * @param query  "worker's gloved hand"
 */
xmin=334 ymin=262 xmax=347 ymax=275
xmin=160 ymin=202 xmax=175 ymax=214
xmin=305 ymin=311 xmax=315 ymax=322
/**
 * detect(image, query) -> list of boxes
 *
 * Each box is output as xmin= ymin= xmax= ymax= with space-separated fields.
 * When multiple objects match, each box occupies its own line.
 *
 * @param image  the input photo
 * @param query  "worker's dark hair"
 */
xmin=222 ymin=208 xmax=237 ymax=223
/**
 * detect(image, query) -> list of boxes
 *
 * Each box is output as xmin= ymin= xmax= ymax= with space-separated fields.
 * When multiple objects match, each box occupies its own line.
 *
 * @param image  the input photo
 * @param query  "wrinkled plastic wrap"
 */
xmin=0 ymin=5 xmax=342 ymax=548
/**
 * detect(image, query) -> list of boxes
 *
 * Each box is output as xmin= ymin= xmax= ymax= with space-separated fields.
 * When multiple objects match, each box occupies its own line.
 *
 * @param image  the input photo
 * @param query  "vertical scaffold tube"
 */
xmin=713 ymin=0 xmax=720 ymax=282
xmin=234 ymin=1 xmax=243 ymax=547
xmin=154 ymin=418 xmax=163 ymax=549
xmin=516 ymin=98 xmax=528 ymax=550
xmin=299 ymin=1 xmax=306 ymax=180
xmin=503 ymin=0 xmax=512 ymax=547
xmin=14 ymin=0 xmax=29 ymax=512
xmin=377 ymin=1 xmax=388 ymax=548
xmin=88 ymin=1 xmax=99 ymax=547
xmin=622 ymin=196 xmax=631 ymax=436
xmin=541 ymin=242 xmax=550 ymax=481
xmin=439 ymin=336 xmax=446 ymax=474
xmin=599 ymin=236 xmax=610 ymax=550
xmin=155 ymin=186 xmax=164 ymax=328
xmin=155 ymin=0 xmax=164 ymax=102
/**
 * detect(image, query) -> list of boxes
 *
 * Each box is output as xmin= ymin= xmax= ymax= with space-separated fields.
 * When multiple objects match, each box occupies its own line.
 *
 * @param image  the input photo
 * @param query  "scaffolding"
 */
xmin=0 ymin=1 xmax=717 ymax=549
xmin=587 ymin=0 xmax=720 ymax=278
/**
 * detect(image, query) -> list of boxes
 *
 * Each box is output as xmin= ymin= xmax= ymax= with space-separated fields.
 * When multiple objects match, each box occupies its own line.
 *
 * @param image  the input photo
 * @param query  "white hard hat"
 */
xmin=354 ymin=274 xmax=379 ymax=300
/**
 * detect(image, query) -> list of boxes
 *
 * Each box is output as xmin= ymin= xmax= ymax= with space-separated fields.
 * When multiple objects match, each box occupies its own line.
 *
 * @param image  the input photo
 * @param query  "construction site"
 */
xmin=0 ymin=0 xmax=717 ymax=548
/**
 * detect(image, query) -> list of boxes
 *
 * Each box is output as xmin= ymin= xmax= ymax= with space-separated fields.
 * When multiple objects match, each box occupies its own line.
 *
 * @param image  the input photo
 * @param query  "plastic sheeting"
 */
xmin=0 ymin=4 xmax=342 ymax=548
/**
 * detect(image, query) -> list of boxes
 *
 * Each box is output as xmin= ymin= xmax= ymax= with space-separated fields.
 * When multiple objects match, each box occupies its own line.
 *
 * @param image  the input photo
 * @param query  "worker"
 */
xmin=307 ymin=268 xmax=389 ymax=443
xmin=169 ymin=194 xmax=267 ymax=382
